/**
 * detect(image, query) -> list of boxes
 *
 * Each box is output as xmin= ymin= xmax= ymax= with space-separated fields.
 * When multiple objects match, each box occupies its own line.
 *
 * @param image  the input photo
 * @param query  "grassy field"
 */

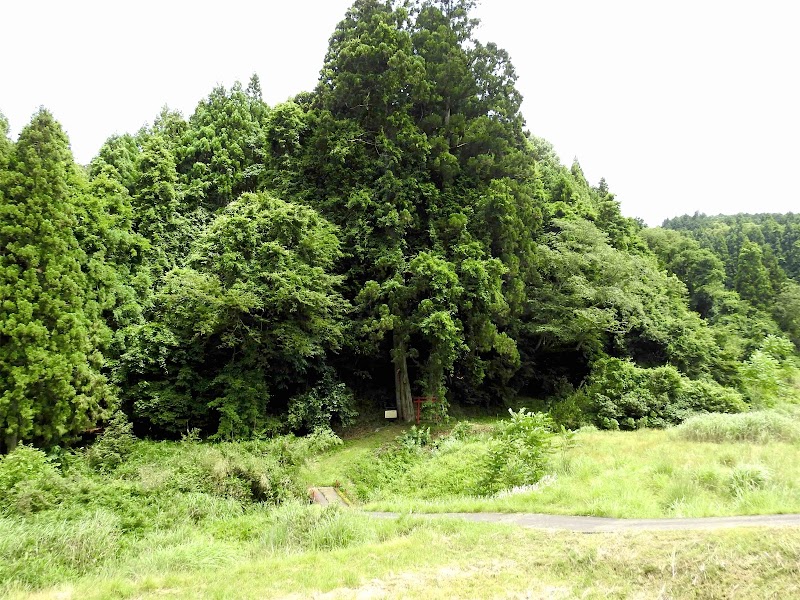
xmin=302 ymin=409 xmax=800 ymax=518
xmin=9 ymin=516 xmax=800 ymax=599
xmin=4 ymin=408 xmax=800 ymax=598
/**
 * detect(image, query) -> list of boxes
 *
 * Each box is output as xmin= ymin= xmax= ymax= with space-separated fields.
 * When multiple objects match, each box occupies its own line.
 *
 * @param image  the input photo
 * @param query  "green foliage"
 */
xmin=734 ymin=241 xmax=774 ymax=308
xmin=397 ymin=425 xmax=432 ymax=449
xmin=287 ymin=379 xmax=358 ymax=432
xmin=0 ymin=433 xmax=399 ymax=594
xmin=579 ymin=358 xmax=746 ymax=430
xmin=0 ymin=445 xmax=65 ymax=515
xmin=121 ymin=192 xmax=349 ymax=438
xmin=679 ymin=379 xmax=748 ymax=414
xmin=661 ymin=213 xmax=800 ymax=347
xmin=478 ymin=409 xmax=558 ymax=495
xmin=178 ymin=81 xmax=269 ymax=211
xmin=773 ymin=281 xmax=800 ymax=348
xmin=296 ymin=0 xmax=535 ymax=418
xmin=526 ymin=219 xmax=727 ymax=383
xmin=735 ymin=335 xmax=799 ymax=407
xmin=348 ymin=412 xmax=560 ymax=501
xmin=6 ymin=2 xmax=800 ymax=448
xmin=85 ymin=411 xmax=137 ymax=472
xmin=0 ymin=109 xmax=116 ymax=452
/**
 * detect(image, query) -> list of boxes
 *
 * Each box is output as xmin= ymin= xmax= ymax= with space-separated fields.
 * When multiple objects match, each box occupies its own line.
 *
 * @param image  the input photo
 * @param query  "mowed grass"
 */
xmin=10 ymin=517 xmax=800 ymax=599
xmin=303 ymin=411 xmax=800 ymax=518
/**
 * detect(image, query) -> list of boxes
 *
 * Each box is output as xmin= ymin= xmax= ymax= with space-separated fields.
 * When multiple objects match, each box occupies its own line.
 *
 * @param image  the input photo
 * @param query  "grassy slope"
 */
xmin=303 ymin=423 xmax=800 ymax=518
xmin=6 ymin=411 xmax=800 ymax=598
xmin=12 ymin=518 xmax=800 ymax=599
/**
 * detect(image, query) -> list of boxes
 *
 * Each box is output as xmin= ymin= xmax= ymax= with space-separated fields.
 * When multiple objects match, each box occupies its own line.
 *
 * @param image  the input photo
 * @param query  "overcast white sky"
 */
xmin=2 ymin=0 xmax=798 ymax=225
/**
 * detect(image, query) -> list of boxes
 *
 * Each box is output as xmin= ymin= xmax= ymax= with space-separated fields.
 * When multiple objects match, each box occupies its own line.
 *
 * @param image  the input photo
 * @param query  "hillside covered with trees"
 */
xmin=2 ymin=0 xmax=799 ymax=454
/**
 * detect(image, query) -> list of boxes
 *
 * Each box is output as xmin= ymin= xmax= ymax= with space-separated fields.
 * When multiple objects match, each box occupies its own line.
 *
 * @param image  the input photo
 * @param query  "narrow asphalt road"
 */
xmin=368 ymin=511 xmax=800 ymax=533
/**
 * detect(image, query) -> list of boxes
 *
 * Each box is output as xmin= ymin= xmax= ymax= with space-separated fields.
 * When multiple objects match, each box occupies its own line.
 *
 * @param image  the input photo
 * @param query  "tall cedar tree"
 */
xmin=305 ymin=0 xmax=530 ymax=419
xmin=0 ymin=110 xmax=112 ymax=452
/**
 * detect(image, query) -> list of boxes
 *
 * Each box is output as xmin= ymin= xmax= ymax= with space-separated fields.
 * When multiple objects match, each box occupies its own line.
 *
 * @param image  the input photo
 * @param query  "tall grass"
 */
xmin=0 ymin=511 xmax=122 ymax=589
xmin=674 ymin=410 xmax=800 ymax=443
xmin=352 ymin=414 xmax=800 ymax=518
xmin=0 ymin=431 xmax=350 ymax=595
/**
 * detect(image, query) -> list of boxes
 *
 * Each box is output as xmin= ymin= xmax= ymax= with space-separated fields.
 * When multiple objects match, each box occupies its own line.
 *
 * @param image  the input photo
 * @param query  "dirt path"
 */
xmin=368 ymin=511 xmax=800 ymax=532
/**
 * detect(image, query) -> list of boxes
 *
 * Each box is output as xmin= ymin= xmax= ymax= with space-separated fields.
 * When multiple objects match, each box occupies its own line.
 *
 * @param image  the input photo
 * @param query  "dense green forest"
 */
xmin=2 ymin=0 xmax=799 ymax=454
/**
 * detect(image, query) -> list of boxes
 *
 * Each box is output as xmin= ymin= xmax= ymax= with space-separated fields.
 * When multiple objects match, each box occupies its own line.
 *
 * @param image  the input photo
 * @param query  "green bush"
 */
xmin=548 ymin=390 xmax=591 ymax=430
xmin=286 ymin=380 xmax=358 ymax=432
xmin=478 ymin=409 xmax=558 ymax=495
xmin=580 ymin=358 xmax=746 ymax=430
xmin=674 ymin=411 xmax=800 ymax=444
xmin=737 ymin=335 xmax=800 ymax=407
xmin=0 ymin=445 xmax=67 ymax=516
xmin=397 ymin=425 xmax=432 ymax=449
xmin=86 ymin=411 xmax=137 ymax=472
xmin=679 ymin=379 xmax=748 ymax=414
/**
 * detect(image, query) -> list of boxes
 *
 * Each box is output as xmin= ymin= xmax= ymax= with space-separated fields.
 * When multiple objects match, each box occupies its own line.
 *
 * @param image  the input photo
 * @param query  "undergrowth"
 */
xmin=347 ymin=409 xmax=566 ymax=502
xmin=0 ymin=427 xmax=347 ymax=594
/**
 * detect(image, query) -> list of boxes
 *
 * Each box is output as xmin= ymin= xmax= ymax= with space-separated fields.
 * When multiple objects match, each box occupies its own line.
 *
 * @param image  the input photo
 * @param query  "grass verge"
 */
xmin=303 ymin=413 xmax=800 ymax=518
xmin=9 ymin=517 xmax=800 ymax=599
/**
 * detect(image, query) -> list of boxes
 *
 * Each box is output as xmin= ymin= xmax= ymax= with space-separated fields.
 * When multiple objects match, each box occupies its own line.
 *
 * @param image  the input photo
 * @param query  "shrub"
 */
xmin=580 ymin=358 xmax=745 ymax=430
xmin=86 ymin=411 xmax=137 ymax=472
xmin=738 ymin=335 xmax=800 ymax=407
xmin=0 ymin=445 xmax=66 ymax=516
xmin=673 ymin=411 xmax=800 ymax=444
xmin=478 ymin=408 xmax=558 ymax=495
xmin=397 ymin=425 xmax=432 ymax=449
xmin=301 ymin=427 xmax=344 ymax=455
xmin=680 ymin=379 xmax=747 ymax=414
xmin=286 ymin=380 xmax=358 ymax=433
xmin=197 ymin=442 xmax=304 ymax=504
xmin=548 ymin=390 xmax=591 ymax=430
xmin=739 ymin=351 xmax=785 ymax=407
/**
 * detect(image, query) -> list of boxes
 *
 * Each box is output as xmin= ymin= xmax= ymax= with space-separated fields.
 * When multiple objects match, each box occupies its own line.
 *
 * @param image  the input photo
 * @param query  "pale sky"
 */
xmin=2 ymin=0 xmax=798 ymax=226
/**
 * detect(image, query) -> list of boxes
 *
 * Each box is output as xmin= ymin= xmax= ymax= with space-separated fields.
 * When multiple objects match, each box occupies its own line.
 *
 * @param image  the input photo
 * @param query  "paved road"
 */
xmin=368 ymin=511 xmax=800 ymax=533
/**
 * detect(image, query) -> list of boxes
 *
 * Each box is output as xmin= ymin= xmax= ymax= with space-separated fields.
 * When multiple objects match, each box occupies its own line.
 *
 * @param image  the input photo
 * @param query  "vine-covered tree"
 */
xmin=121 ymin=192 xmax=349 ymax=438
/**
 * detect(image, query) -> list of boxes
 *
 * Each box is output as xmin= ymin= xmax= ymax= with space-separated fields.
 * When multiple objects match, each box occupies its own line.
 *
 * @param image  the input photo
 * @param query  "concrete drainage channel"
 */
xmin=308 ymin=486 xmax=353 ymax=507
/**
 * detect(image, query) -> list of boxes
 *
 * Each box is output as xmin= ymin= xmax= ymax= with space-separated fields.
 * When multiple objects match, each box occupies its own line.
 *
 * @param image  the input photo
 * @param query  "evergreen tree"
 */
xmin=178 ymin=82 xmax=270 ymax=212
xmin=734 ymin=241 xmax=773 ymax=308
xmin=0 ymin=109 xmax=112 ymax=452
xmin=300 ymin=0 xmax=528 ymax=419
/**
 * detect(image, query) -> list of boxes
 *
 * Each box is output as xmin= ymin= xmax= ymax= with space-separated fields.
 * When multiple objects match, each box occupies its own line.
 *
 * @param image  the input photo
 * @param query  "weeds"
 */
xmin=345 ymin=410 xmax=562 ymax=501
xmin=673 ymin=411 xmax=800 ymax=444
xmin=0 ymin=431 xmax=345 ymax=595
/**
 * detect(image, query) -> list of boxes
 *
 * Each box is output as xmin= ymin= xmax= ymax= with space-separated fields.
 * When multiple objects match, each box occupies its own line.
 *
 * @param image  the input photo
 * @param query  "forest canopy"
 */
xmin=1 ymin=0 xmax=798 ymax=452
